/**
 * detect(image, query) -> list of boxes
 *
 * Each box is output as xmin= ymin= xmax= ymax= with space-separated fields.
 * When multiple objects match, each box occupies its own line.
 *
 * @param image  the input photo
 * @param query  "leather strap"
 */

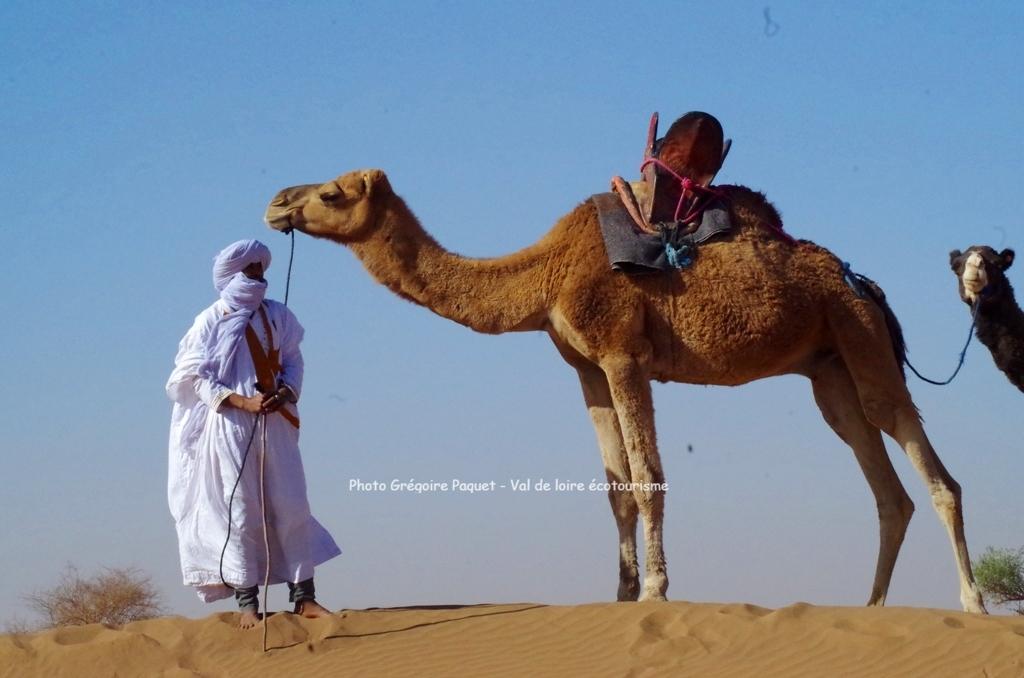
xmin=611 ymin=176 xmax=656 ymax=233
xmin=244 ymin=305 xmax=300 ymax=429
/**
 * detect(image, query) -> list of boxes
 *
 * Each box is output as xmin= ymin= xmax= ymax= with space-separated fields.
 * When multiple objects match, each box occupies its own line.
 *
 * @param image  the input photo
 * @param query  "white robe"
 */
xmin=167 ymin=299 xmax=340 ymax=602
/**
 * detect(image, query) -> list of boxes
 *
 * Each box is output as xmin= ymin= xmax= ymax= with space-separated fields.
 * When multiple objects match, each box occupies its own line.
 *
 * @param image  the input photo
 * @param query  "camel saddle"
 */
xmin=593 ymin=112 xmax=733 ymax=273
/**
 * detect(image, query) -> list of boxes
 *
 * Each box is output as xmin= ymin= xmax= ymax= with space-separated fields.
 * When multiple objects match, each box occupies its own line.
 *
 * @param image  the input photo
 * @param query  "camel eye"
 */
xmin=319 ymin=184 xmax=343 ymax=203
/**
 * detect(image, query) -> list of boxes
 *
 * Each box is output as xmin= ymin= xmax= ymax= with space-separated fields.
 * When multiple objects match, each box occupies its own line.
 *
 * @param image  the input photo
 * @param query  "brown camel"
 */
xmin=265 ymin=168 xmax=986 ymax=613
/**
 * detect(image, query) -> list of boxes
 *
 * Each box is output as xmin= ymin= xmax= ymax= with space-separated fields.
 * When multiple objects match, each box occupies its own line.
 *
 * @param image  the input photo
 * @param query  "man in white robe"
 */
xmin=167 ymin=239 xmax=340 ymax=628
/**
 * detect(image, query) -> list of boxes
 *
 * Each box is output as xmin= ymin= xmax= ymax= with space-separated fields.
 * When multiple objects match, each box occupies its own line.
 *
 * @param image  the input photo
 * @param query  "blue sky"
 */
xmin=1 ymin=1 xmax=1021 ymax=622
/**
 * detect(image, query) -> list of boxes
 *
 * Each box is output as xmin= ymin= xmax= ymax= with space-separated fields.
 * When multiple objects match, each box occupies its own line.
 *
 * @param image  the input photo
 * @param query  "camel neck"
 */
xmin=349 ymin=196 xmax=551 ymax=334
xmin=975 ymin=282 xmax=1024 ymax=346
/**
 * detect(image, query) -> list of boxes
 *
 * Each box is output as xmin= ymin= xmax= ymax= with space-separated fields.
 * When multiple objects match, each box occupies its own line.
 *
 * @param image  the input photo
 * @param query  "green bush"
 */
xmin=973 ymin=547 xmax=1024 ymax=615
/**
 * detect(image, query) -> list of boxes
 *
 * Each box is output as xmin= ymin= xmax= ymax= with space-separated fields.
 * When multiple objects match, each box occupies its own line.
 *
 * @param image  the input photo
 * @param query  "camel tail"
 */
xmin=856 ymin=274 xmax=908 ymax=380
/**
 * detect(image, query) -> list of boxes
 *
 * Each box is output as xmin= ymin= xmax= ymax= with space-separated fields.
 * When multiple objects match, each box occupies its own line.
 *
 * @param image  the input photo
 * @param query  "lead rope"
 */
xmin=262 ymin=229 xmax=295 ymax=651
xmin=284 ymin=228 xmax=295 ymax=306
xmin=218 ymin=416 xmax=261 ymax=589
xmin=260 ymin=415 xmax=270 ymax=652
xmin=905 ymin=298 xmax=980 ymax=386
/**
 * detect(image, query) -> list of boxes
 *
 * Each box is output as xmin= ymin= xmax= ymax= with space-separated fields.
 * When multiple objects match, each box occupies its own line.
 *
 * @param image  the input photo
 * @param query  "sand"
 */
xmin=2 ymin=601 xmax=1023 ymax=677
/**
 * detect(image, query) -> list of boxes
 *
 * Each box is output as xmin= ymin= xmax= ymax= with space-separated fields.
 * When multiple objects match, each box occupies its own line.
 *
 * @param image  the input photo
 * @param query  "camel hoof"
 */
xmin=638 ymin=574 xmax=668 ymax=602
xmin=960 ymin=584 xmax=988 ymax=614
xmin=962 ymin=593 xmax=988 ymax=614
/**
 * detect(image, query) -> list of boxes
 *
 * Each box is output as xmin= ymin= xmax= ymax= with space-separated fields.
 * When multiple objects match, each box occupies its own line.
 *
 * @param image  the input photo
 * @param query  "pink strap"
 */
xmin=640 ymin=157 xmax=725 ymax=223
xmin=640 ymin=156 xmax=795 ymax=244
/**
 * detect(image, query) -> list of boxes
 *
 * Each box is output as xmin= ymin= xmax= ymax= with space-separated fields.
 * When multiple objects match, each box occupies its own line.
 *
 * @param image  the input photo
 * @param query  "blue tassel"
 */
xmin=666 ymin=243 xmax=693 ymax=269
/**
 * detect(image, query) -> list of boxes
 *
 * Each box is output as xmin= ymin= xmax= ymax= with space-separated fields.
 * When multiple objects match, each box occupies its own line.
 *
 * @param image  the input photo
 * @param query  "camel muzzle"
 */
xmin=264 ymin=211 xmax=294 ymax=234
xmin=265 ymin=184 xmax=316 ymax=234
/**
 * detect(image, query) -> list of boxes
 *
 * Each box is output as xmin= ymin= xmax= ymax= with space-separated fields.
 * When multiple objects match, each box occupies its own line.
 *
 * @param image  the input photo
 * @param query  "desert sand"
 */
xmin=2 ymin=601 xmax=1023 ymax=677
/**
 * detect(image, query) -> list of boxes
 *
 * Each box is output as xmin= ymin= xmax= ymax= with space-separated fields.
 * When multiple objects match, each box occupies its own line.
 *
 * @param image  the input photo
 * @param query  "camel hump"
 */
xmin=654 ymin=111 xmax=725 ymax=187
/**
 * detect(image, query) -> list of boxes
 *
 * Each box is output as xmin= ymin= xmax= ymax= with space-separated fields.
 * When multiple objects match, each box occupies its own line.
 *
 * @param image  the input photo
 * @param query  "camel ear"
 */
xmin=1000 ymin=248 xmax=1015 ymax=270
xmin=362 ymin=170 xmax=391 ymax=199
xmin=949 ymin=249 xmax=962 ymax=270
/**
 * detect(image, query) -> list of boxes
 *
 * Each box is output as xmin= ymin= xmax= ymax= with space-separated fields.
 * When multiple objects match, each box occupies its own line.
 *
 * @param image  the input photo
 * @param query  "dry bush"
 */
xmin=25 ymin=564 xmax=164 ymax=628
xmin=2 ymin=616 xmax=35 ymax=635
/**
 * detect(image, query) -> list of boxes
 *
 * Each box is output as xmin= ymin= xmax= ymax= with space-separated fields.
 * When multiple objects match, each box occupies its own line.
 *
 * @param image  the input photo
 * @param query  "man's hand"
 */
xmin=225 ymin=393 xmax=264 ymax=414
xmin=260 ymin=386 xmax=293 ymax=413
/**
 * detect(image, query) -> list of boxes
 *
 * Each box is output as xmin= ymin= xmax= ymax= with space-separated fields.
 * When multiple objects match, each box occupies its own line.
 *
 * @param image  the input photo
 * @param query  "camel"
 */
xmin=265 ymin=167 xmax=987 ymax=613
xmin=950 ymin=246 xmax=1024 ymax=392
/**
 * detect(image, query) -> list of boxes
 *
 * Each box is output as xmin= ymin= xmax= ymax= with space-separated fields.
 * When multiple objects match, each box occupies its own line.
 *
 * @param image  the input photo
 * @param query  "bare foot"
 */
xmin=239 ymin=610 xmax=261 ymax=629
xmin=294 ymin=599 xmax=333 ymax=619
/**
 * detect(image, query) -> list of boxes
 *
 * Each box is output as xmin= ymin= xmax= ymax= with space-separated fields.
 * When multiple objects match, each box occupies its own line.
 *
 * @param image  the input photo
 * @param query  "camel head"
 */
xmin=264 ymin=169 xmax=392 ymax=243
xmin=949 ymin=245 xmax=1015 ymax=304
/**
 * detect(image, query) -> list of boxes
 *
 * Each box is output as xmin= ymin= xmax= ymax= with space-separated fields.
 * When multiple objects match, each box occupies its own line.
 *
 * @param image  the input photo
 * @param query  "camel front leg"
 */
xmin=601 ymin=355 xmax=668 ymax=602
xmin=575 ymin=363 xmax=641 ymax=601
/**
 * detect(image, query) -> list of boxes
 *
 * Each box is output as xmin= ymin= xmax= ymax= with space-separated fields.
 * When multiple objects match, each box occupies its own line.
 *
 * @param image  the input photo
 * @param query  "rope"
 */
xmin=260 ymin=416 xmax=270 ymax=653
xmin=665 ymin=242 xmax=693 ymax=269
xmin=905 ymin=300 xmax=980 ymax=386
xmin=218 ymin=414 xmax=261 ymax=591
xmin=639 ymin=156 xmax=726 ymax=224
xmin=284 ymin=228 xmax=295 ymax=306
xmin=659 ymin=224 xmax=693 ymax=269
xmin=260 ymin=230 xmax=295 ymax=650
xmin=639 ymin=156 xmax=795 ymax=245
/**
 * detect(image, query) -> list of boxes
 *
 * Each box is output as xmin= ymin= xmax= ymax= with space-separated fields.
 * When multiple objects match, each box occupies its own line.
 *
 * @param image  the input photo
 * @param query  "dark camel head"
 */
xmin=264 ymin=169 xmax=392 ymax=243
xmin=949 ymin=245 xmax=1015 ymax=304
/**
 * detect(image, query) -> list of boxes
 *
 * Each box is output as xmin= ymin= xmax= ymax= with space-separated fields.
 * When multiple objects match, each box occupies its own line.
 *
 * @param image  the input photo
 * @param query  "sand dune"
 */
xmin=3 ymin=601 xmax=1023 ymax=677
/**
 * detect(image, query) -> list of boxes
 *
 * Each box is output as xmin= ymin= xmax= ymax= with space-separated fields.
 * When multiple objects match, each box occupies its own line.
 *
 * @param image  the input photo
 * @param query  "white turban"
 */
xmin=212 ymin=239 xmax=272 ymax=291
xmin=198 ymin=240 xmax=273 ymax=386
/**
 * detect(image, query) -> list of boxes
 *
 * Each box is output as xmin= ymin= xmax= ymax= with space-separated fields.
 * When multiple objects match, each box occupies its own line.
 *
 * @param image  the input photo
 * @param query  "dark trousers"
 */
xmin=234 ymin=578 xmax=315 ymax=611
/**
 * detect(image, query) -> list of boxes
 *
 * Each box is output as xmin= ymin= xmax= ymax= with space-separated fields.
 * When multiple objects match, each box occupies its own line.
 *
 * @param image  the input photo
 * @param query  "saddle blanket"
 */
xmin=591 ymin=192 xmax=732 ymax=274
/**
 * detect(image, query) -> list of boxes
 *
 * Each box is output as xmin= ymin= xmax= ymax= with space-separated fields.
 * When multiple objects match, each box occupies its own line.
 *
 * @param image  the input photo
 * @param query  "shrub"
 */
xmin=25 ymin=564 xmax=164 ymax=628
xmin=973 ymin=547 xmax=1024 ymax=615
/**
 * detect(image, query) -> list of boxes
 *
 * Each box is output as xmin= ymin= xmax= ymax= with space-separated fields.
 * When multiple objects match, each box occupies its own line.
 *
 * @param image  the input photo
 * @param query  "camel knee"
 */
xmin=607 ymin=489 xmax=639 ymax=523
xmin=631 ymin=485 xmax=666 ymax=517
xmin=879 ymin=493 xmax=914 ymax=522
xmin=625 ymin=460 xmax=665 ymax=488
xmin=878 ymin=494 xmax=914 ymax=535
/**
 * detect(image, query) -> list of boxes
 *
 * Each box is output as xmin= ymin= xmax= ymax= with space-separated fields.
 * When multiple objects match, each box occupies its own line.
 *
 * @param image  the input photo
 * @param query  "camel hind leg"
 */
xmin=829 ymin=299 xmax=987 ymax=613
xmin=869 ymin=400 xmax=986 ymax=613
xmin=809 ymin=354 xmax=915 ymax=606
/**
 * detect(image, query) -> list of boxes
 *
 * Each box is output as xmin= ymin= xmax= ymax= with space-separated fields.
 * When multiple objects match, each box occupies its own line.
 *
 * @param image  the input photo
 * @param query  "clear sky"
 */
xmin=1 ymin=1 xmax=1021 ymax=623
